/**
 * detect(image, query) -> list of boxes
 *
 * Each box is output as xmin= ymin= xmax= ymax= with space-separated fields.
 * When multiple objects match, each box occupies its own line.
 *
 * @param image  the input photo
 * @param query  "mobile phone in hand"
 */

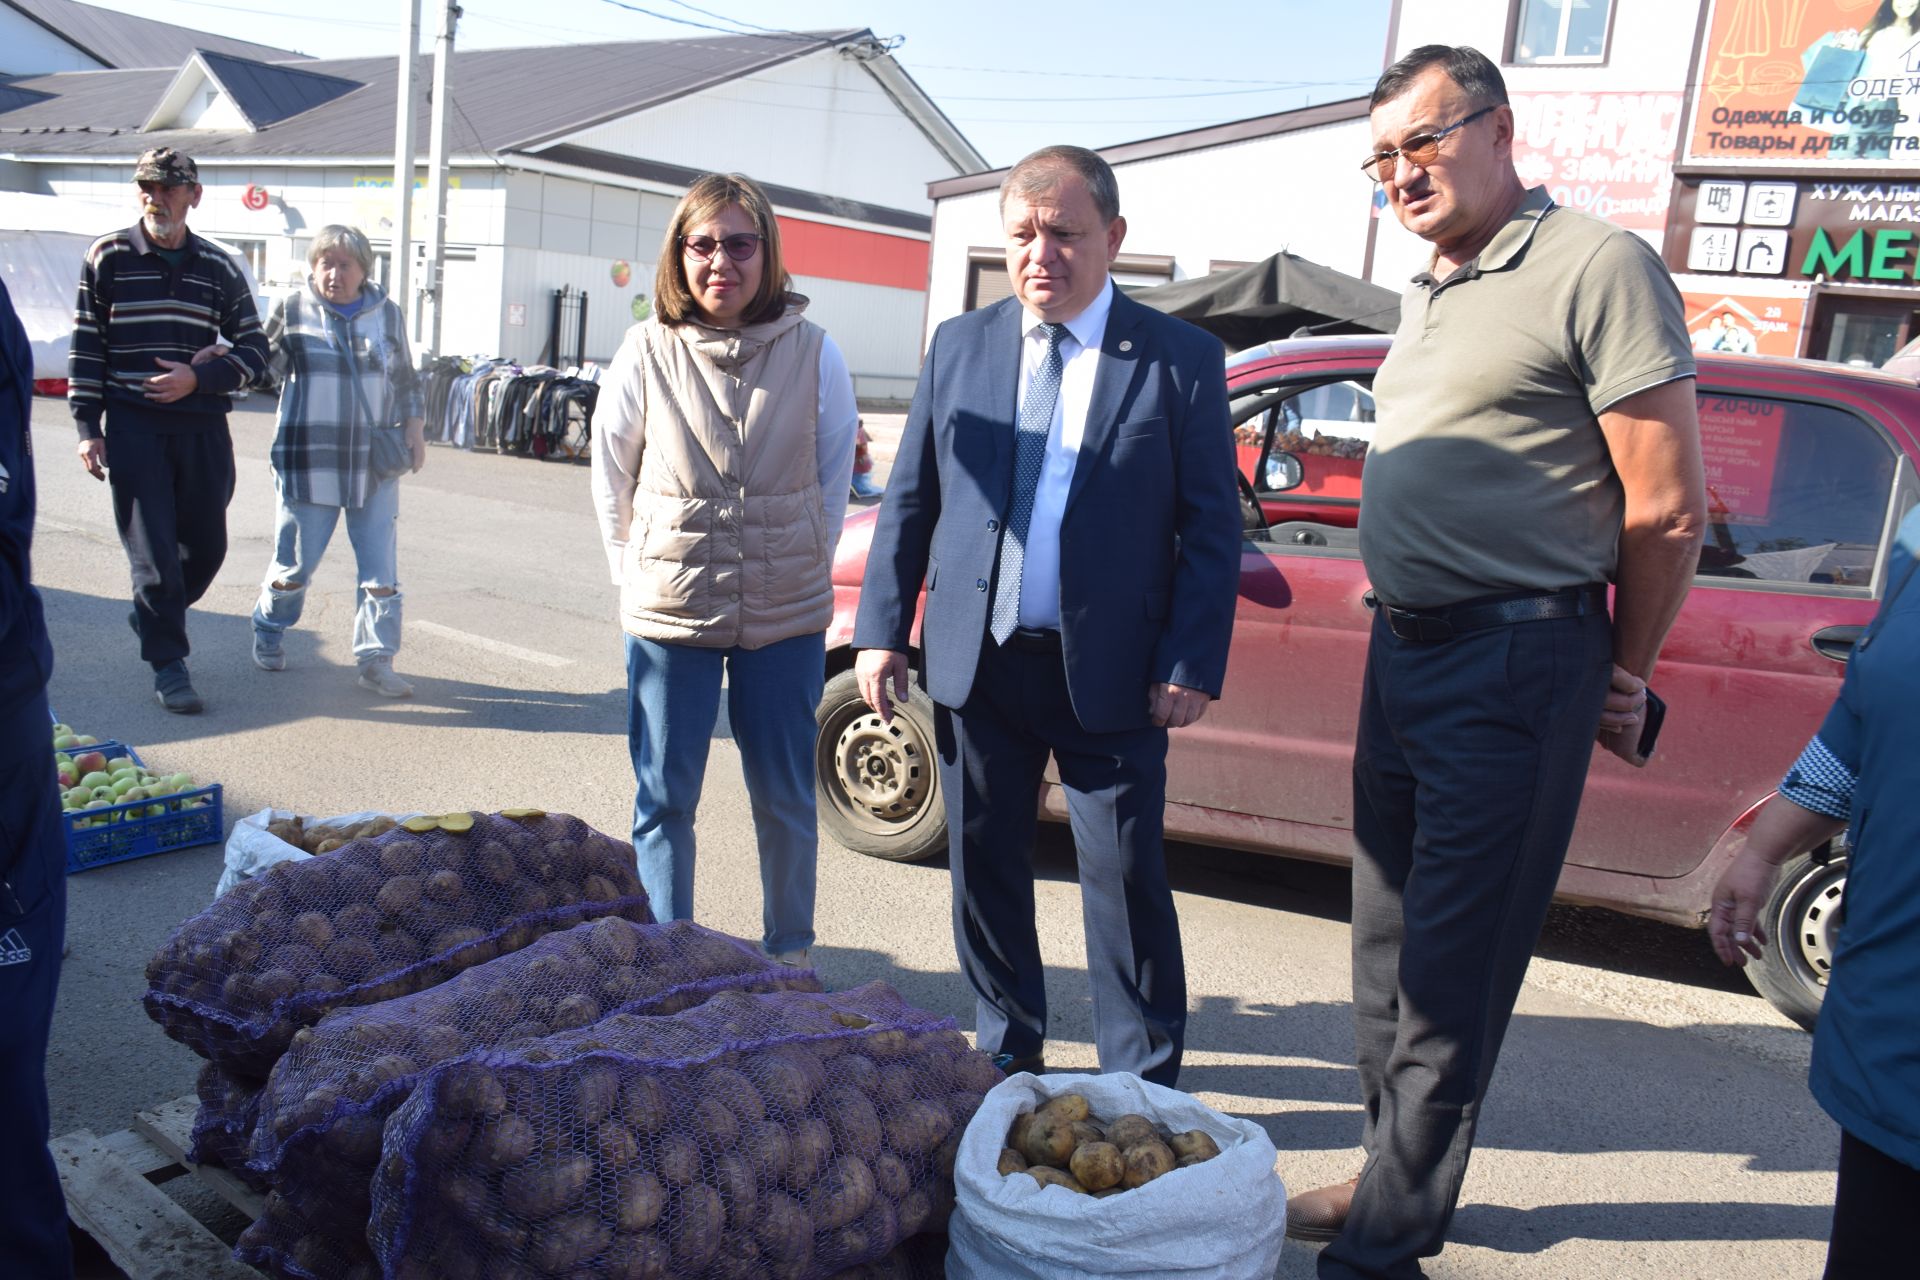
xmin=1636 ymin=689 xmax=1667 ymax=760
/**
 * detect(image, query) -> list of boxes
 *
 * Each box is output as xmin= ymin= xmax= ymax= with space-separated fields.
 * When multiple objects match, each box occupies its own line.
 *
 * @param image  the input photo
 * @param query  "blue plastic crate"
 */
xmin=62 ymin=750 xmax=225 ymax=874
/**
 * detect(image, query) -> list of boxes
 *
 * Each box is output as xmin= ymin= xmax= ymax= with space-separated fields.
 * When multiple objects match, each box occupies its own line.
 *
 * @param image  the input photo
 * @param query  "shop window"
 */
xmin=1695 ymin=394 xmax=1899 ymax=589
xmin=1510 ymin=0 xmax=1612 ymax=64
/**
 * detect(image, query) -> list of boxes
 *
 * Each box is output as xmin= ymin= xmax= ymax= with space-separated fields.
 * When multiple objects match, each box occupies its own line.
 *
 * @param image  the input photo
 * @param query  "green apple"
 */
xmin=167 ymin=772 xmax=194 ymax=789
xmin=51 ymin=722 xmax=72 ymax=736
xmin=74 ymin=735 xmax=98 ymax=746
xmin=80 ymin=771 xmax=111 ymax=790
xmin=63 ymin=786 xmax=91 ymax=806
xmin=122 ymin=786 xmax=148 ymax=802
xmin=106 ymin=756 xmax=135 ymax=773
xmin=52 ymin=732 xmax=77 ymax=749
xmin=110 ymin=777 xmax=139 ymax=797
xmin=146 ymin=804 xmax=166 ymax=817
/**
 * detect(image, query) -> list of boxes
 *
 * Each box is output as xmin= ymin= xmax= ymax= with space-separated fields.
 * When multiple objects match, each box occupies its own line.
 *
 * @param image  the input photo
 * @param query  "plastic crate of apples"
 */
xmin=52 ymin=720 xmax=223 ymax=874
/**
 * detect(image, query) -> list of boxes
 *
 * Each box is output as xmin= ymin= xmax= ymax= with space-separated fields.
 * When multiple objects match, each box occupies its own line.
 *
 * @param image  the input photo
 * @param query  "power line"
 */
xmin=592 ymin=0 xmax=812 ymax=41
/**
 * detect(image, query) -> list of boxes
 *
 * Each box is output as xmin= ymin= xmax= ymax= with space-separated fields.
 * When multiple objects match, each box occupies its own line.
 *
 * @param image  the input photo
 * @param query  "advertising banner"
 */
xmin=1512 ymin=91 xmax=1683 ymax=230
xmin=1682 ymin=288 xmax=1807 ymax=355
xmin=1696 ymin=393 xmax=1787 ymax=523
xmin=1686 ymin=0 xmax=1920 ymax=168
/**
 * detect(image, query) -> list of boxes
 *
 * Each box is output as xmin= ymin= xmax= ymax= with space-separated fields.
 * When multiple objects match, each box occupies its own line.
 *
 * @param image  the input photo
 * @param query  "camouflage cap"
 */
xmin=133 ymin=147 xmax=198 ymax=186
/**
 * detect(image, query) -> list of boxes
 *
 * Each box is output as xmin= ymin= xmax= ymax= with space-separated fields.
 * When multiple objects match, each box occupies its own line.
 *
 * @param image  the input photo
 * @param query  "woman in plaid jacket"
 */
xmin=244 ymin=225 xmax=426 ymax=696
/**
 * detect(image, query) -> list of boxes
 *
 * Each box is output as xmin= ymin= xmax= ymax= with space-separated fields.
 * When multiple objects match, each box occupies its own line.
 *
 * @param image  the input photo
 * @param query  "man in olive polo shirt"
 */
xmin=1288 ymin=46 xmax=1708 ymax=1280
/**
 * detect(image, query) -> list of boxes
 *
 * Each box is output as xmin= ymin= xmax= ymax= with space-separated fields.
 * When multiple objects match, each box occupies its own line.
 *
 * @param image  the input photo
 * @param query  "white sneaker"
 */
xmin=252 ymin=630 xmax=285 ymax=671
xmin=357 ymin=658 xmax=414 ymax=698
xmin=771 ymin=948 xmax=811 ymax=968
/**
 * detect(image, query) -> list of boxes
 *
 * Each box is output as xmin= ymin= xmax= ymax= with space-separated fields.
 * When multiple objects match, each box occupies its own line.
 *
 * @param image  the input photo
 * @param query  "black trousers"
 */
xmin=105 ymin=422 xmax=235 ymax=668
xmin=0 ymin=687 xmax=71 ymax=1279
xmin=1825 ymin=1129 xmax=1920 ymax=1278
xmin=934 ymin=635 xmax=1185 ymax=1086
xmin=1320 ymin=608 xmax=1612 ymax=1280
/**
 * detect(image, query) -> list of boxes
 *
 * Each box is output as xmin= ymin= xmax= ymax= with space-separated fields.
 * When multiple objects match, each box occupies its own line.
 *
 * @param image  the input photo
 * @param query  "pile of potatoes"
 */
xmin=367 ymin=983 xmax=1001 ymax=1280
xmin=999 ymin=1092 xmax=1223 ymax=1196
xmin=264 ymin=813 xmax=400 ymax=857
xmin=243 ymin=919 xmax=825 ymax=1268
xmin=144 ymin=809 xmax=653 ymax=1076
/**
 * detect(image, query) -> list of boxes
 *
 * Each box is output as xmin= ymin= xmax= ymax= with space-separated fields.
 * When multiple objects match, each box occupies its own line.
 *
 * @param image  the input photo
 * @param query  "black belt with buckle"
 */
xmin=1366 ymin=583 xmax=1608 ymax=643
xmin=1002 ymin=626 xmax=1063 ymax=653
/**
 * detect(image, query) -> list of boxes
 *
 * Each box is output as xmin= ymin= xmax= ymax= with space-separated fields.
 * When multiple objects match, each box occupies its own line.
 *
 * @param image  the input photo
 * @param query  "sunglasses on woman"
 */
xmin=681 ymin=233 xmax=764 ymax=262
xmin=1361 ymin=105 xmax=1495 ymax=181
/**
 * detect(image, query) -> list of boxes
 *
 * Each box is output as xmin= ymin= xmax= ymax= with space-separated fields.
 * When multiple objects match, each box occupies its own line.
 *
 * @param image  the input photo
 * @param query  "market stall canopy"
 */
xmin=1124 ymin=252 xmax=1400 ymax=351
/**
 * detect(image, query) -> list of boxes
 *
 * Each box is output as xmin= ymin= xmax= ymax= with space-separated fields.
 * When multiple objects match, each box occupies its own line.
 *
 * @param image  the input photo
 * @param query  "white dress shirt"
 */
xmin=1014 ymin=279 xmax=1113 ymax=630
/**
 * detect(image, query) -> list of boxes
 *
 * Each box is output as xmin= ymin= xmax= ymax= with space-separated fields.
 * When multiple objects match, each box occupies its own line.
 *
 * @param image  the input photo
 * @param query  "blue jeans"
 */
xmin=252 ymin=479 xmax=401 ymax=662
xmin=624 ymin=630 xmax=825 ymax=955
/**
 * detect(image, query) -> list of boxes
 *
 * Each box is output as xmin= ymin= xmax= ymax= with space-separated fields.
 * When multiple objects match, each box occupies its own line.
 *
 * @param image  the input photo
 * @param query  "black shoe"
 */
xmin=991 ymin=1051 xmax=1046 ymax=1076
xmin=154 ymin=660 xmax=203 ymax=714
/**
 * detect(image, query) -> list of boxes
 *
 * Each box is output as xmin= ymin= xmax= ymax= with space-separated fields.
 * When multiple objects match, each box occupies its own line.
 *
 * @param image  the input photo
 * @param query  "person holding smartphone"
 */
xmin=1288 ymin=46 xmax=1707 ymax=1278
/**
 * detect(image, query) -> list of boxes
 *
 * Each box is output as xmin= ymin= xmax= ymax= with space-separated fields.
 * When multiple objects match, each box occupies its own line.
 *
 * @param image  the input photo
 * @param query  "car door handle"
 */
xmin=1811 ymin=625 xmax=1864 ymax=662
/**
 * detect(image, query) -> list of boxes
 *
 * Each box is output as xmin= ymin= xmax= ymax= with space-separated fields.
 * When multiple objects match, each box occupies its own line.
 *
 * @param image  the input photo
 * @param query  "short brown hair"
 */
xmin=653 ymin=173 xmax=791 ymax=327
xmin=999 ymin=145 xmax=1120 ymax=224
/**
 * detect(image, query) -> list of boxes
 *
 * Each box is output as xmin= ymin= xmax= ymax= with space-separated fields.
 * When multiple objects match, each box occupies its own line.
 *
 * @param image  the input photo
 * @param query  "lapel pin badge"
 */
xmin=1118 ymin=340 xmax=1133 ymax=352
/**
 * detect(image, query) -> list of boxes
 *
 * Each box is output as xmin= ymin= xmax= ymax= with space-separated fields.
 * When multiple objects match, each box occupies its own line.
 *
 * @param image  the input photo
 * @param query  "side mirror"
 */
xmin=1263 ymin=450 xmax=1304 ymax=493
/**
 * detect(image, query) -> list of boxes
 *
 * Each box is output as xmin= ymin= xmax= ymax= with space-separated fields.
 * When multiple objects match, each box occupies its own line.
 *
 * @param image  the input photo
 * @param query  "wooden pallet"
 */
xmin=51 ymin=1094 xmax=265 ymax=1280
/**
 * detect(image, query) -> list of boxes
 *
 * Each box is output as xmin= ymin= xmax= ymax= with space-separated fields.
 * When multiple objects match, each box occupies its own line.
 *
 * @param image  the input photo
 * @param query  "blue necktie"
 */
xmin=990 ymin=322 xmax=1067 ymax=644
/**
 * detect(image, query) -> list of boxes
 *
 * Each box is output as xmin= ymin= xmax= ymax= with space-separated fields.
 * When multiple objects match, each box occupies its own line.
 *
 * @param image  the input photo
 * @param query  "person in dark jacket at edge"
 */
xmin=69 ymin=146 xmax=271 ymax=713
xmin=0 ymin=275 xmax=74 ymax=1277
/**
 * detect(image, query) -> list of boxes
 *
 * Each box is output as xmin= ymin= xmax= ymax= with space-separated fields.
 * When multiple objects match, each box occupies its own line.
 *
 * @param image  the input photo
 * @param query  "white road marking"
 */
xmin=410 ymin=620 xmax=572 ymax=668
xmin=37 ymin=518 xmax=101 ymax=536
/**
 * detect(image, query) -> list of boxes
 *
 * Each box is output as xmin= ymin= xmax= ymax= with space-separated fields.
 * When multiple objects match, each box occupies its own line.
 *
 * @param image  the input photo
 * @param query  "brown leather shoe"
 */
xmin=1285 ymin=1174 xmax=1360 ymax=1242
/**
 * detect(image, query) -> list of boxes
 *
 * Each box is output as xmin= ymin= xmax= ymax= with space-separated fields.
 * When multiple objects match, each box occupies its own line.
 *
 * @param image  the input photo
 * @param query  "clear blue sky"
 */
xmin=89 ymin=0 xmax=1392 ymax=167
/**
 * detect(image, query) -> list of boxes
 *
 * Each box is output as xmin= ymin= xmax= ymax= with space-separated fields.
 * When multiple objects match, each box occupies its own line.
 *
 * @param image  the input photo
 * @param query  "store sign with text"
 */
xmin=1685 ymin=0 xmax=1920 ymax=169
xmin=1510 ymin=91 xmax=1682 ymax=230
xmin=1665 ymin=178 xmax=1920 ymax=283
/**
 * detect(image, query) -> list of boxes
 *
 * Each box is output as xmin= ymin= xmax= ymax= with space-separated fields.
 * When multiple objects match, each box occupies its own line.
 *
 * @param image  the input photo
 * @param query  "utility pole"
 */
xmin=420 ymin=0 xmax=460 ymax=359
xmin=390 ymin=0 xmax=421 ymax=338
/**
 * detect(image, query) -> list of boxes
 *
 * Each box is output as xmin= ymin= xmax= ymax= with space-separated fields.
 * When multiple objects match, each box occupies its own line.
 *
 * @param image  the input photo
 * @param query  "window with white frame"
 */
xmin=1511 ymin=0 xmax=1611 ymax=63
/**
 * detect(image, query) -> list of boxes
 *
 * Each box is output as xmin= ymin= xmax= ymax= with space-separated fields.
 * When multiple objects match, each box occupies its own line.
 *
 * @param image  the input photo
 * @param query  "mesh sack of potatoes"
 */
xmin=367 ymin=981 xmax=1002 ymax=1280
xmin=186 ymin=1062 xmax=271 ymax=1192
xmin=242 ymin=920 xmax=822 ymax=1278
xmin=144 ymin=810 xmax=653 ymax=1076
xmin=234 ymin=1190 xmax=375 ymax=1280
xmin=215 ymin=810 xmax=415 ymax=898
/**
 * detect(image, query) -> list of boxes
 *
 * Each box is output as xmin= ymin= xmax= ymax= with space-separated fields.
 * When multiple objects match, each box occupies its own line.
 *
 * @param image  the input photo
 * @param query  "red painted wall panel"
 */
xmin=776 ymin=216 xmax=929 ymax=291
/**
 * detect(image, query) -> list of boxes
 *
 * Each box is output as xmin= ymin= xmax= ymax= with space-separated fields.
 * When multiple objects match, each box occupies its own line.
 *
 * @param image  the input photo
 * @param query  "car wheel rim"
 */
xmin=829 ymin=710 xmax=929 ymax=833
xmin=1789 ymin=868 xmax=1845 ymax=986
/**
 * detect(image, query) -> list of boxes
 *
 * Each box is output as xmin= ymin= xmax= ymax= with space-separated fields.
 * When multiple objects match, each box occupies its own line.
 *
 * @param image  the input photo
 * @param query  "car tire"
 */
xmin=1742 ymin=846 xmax=1846 ymax=1032
xmin=814 ymin=668 xmax=947 ymax=863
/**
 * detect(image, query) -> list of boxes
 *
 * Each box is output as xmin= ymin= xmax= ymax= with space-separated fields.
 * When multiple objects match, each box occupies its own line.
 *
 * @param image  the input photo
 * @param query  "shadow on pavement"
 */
xmin=1450 ymin=1199 xmax=1833 ymax=1249
xmin=39 ymin=584 xmax=628 ymax=749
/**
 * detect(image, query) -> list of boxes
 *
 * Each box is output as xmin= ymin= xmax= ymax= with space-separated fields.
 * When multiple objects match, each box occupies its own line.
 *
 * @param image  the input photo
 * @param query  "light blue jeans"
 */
xmin=252 ymin=479 xmax=401 ymax=662
xmin=624 ymin=630 xmax=825 ymax=955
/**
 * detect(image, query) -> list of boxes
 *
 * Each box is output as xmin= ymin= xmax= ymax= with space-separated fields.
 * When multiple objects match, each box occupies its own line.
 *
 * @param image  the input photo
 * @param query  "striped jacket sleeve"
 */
xmin=68 ymin=238 xmax=110 ymax=439
xmin=193 ymin=252 xmax=270 ymax=396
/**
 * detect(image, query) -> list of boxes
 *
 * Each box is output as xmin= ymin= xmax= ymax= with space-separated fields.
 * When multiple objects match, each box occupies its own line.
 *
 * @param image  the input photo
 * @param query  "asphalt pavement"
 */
xmin=28 ymin=395 xmax=1835 ymax=1278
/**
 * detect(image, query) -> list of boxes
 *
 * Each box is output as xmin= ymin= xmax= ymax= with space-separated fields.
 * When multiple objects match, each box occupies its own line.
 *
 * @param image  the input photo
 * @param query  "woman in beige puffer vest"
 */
xmin=590 ymin=173 xmax=858 ymax=968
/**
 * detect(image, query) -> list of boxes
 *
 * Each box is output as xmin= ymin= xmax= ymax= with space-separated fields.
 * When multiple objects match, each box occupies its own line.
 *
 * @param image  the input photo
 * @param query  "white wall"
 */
xmin=0 ymin=12 xmax=103 ymax=75
xmin=927 ymin=115 xmax=1375 ymax=340
xmin=792 ymin=275 xmax=925 ymax=401
xmin=563 ymin=49 xmax=954 ymax=215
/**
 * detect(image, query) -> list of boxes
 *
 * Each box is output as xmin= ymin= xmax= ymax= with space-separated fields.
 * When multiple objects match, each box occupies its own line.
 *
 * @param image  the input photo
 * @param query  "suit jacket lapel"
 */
xmin=984 ymin=298 xmax=1023 ymax=511
xmin=1065 ymin=286 xmax=1147 ymax=520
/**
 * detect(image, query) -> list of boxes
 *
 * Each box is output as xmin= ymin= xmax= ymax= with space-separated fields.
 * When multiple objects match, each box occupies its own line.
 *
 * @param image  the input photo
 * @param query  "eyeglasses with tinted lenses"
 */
xmin=681 ymin=233 xmax=763 ymax=262
xmin=1361 ymin=105 xmax=1495 ymax=180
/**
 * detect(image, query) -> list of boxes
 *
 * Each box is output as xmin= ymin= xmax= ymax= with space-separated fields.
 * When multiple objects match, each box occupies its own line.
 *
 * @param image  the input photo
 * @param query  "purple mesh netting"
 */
xmin=235 ymin=1190 xmax=378 ymax=1280
xmin=242 ymin=919 xmax=822 ymax=1279
xmin=143 ymin=811 xmax=653 ymax=1076
xmin=370 ymin=982 xmax=1001 ymax=1280
xmin=187 ymin=1062 xmax=271 ymax=1192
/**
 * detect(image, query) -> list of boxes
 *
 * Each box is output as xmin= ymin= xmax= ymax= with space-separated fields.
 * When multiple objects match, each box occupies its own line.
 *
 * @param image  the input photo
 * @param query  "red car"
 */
xmin=814 ymin=336 xmax=1918 ymax=1029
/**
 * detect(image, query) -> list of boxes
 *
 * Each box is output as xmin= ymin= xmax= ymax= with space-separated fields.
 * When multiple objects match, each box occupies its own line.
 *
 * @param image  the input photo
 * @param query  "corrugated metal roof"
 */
xmin=197 ymin=51 xmax=360 ymax=128
xmin=5 ymin=0 xmax=307 ymax=69
xmin=0 ymin=29 xmax=869 ymax=159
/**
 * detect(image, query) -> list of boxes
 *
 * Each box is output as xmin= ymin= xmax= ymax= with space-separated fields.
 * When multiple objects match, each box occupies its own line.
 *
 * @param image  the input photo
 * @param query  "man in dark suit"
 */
xmin=853 ymin=145 xmax=1239 ymax=1086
